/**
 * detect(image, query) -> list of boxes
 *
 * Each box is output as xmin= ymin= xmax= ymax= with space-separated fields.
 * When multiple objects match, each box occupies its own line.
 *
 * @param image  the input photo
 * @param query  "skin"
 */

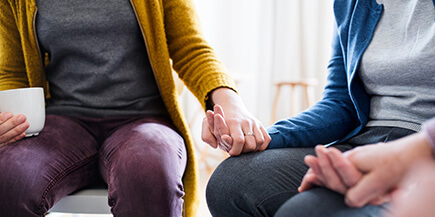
xmin=0 ymin=112 xmax=29 ymax=147
xmin=201 ymin=88 xmax=271 ymax=156
xmin=386 ymin=160 xmax=435 ymax=217
xmin=298 ymin=131 xmax=433 ymax=208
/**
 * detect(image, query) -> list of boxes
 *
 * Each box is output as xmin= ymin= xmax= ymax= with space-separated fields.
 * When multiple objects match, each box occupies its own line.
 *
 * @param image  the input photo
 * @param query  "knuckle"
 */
xmin=256 ymin=138 xmax=265 ymax=146
xmin=333 ymin=161 xmax=347 ymax=170
xmin=233 ymin=137 xmax=244 ymax=144
xmin=200 ymin=134 xmax=208 ymax=142
xmin=225 ymin=118 xmax=239 ymax=126
xmin=0 ymin=135 xmax=14 ymax=144
xmin=265 ymin=135 xmax=272 ymax=143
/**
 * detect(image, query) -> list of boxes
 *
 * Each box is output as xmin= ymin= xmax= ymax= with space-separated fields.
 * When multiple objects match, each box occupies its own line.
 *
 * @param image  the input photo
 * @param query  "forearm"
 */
xmin=267 ymin=98 xmax=358 ymax=148
xmin=163 ymin=0 xmax=236 ymax=108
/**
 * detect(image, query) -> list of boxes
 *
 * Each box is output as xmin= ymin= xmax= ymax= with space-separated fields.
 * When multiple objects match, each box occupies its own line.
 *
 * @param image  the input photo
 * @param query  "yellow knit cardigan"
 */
xmin=0 ymin=0 xmax=235 ymax=216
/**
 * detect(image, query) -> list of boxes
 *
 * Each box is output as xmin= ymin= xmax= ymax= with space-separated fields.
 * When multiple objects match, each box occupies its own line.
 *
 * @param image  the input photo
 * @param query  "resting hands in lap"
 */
xmin=299 ymin=131 xmax=432 ymax=208
xmin=201 ymin=88 xmax=271 ymax=156
xmin=0 ymin=112 xmax=29 ymax=146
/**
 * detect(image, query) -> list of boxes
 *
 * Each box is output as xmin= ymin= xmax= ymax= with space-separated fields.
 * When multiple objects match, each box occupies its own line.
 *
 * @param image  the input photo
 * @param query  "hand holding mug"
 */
xmin=0 ymin=112 xmax=29 ymax=146
xmin=0 ymin=87 xmax=46 ymax=146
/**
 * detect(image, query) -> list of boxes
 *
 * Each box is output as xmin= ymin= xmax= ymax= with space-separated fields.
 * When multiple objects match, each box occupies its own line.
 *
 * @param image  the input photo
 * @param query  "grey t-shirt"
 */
xmin=359 ymin=0 xmax=435 ymax=131
xmin=35 ymin=0 xmax=169 ymax=118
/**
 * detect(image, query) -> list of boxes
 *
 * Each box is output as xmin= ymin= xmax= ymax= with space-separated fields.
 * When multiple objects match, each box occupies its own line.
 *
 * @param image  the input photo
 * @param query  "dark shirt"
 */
xmin=35 ymin=0 xmax=168 ymax=118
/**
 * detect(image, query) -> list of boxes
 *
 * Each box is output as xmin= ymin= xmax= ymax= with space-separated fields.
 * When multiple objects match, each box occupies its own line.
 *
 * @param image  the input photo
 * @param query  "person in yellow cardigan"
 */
xmin=0 ymin=0 xmax=270 ymax=216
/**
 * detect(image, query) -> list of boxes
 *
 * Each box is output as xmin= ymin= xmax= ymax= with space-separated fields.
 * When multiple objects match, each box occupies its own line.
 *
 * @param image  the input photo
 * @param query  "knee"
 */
xmin=206 ymin=156 xmax=255 ymax=216
xmin=207 ymin=157 xmax=240 ymax=199
xmin=109 ymin=148 xmax=184 ymax=197
xmin=0 ymin=164 xmax=45 ymax=216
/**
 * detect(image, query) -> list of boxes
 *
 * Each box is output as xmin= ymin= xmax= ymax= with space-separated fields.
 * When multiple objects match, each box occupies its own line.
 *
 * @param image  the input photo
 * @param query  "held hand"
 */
xmin=202 ymin=104 xmax=270 ymax=156
xmin=218 ymin=104 xmax=270 ymax=156
xmin=201 ymin=88 xmax=271 ymax=156
xmin=0 ymin=112 xmax=29 ymax=146
xmin=201 ymin=106 xmax=233 ymax=152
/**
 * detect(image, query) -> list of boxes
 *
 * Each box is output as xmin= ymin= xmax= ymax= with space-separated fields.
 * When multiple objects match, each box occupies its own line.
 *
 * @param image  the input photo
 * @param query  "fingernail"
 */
xmin=17 ymin=115 xmax=26 ymax=123
xmin=223 ymin=140 xmax=230 ymax=147
xmin=21 ymin=122 xmax=29 ymax=131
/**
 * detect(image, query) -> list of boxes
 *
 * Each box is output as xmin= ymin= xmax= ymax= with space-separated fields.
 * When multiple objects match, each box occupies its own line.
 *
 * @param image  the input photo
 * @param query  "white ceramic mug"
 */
xmin=0 ymin=87 xmax=46 ymax=137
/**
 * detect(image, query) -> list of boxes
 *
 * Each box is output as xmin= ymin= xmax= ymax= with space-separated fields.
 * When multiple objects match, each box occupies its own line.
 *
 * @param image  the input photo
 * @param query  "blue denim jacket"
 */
xmin=267 ymin=0 xmax=435 ymax=148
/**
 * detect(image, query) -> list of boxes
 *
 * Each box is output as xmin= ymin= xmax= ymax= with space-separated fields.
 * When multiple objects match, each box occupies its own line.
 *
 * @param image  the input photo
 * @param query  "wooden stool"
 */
xmin=270 ymin=79 xmax=318 ymax=124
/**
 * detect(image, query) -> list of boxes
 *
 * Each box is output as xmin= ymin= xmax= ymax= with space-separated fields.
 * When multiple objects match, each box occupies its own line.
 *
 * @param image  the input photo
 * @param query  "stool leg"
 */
xmin=271 ymin=85 xmax=282 ymax=124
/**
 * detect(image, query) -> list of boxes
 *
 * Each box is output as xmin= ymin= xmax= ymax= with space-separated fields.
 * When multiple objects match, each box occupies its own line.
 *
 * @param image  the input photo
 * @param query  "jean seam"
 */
xmin=103 ymin=158 xmax=115 ymax=207
xmin=37 ymin=154 xmax=98 ymax=215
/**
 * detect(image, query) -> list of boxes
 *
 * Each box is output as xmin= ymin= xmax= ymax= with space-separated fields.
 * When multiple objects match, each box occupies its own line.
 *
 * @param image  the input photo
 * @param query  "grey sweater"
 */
xmin=35 ymin=0 xmax=168 ymax=118
xmin=359 ymin=0 xmax=435 ymax=131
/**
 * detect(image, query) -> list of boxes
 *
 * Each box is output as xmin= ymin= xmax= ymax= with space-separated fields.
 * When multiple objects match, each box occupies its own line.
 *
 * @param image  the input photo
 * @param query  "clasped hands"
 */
xmin=201 ymin=104 xmax=271 ymax=156
xmin=298 ymin=131 xmax=433 ymax=209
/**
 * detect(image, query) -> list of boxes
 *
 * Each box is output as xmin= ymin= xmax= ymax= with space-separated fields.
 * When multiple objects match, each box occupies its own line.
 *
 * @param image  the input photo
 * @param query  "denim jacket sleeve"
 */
xmin=267 ymin=25 xmax=359 ymax=149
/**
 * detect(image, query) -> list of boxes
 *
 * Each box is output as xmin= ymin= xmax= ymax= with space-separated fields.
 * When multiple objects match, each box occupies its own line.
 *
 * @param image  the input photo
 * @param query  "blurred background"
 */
xmin=182 ymin=1 xmax=334 ymax=215
xmin=48 ymin=0 xmax=334 ymax=216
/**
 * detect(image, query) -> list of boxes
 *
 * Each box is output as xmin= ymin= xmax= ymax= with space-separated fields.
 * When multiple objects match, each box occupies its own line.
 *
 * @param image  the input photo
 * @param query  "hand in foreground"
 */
xmin=299 ymin=132 xmax=432 ymax=208
xmin=299 ymin=145 xmax=362 ymax=195
xmin=386 ymin=160 xmax=435 ymax=217
xmin=201 ymin=88 xmax=270 ymax=156
xmin=0 ymin=112 xmax=29 ymax=147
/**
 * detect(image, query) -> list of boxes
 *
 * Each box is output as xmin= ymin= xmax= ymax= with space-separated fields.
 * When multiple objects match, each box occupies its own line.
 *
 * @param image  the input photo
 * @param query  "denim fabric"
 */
xmin=0 ymin=114 xmax=187 ymax=217
xmin=206 ymin=127 xmax=415 ymax=217
xmin=274 ymin=188 xmax=389 ymax=217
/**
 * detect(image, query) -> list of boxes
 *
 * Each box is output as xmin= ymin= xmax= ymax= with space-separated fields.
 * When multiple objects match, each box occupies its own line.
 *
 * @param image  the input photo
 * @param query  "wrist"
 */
xmin=397 ymin=132 xmax=433 ymax=169
xmin=208 ymin=87 xmax=243 ymax=110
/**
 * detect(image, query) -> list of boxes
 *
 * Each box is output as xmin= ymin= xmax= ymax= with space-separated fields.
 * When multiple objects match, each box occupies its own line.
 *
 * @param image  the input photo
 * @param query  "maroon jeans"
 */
xmin=0 ymin=114 xmax=187 ymax=217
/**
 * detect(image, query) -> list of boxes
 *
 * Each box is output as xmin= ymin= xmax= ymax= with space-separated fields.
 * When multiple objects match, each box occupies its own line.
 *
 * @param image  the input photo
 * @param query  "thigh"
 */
xmin=207 ymin=147 xmax=315 ymax=217
xmin=0 ymin=115 xmax=99 ymax=216
xmin=99 ymin=116 xmax=187 ymax=216
xmin=274 ymin=187 xmax=388 ymax=217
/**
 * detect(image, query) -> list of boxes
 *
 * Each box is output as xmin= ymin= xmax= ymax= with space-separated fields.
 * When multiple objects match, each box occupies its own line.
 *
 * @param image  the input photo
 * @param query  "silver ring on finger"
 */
xmin=243 ymin=132 xmax=255 ymax=136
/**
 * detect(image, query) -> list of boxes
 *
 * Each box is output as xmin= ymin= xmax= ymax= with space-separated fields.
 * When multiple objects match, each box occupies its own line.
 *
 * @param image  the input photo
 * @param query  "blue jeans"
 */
xmin=206 ymin=127 xmax=414 ymax=217
xmin=0 ymin=114 xmax=187 ymax=217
